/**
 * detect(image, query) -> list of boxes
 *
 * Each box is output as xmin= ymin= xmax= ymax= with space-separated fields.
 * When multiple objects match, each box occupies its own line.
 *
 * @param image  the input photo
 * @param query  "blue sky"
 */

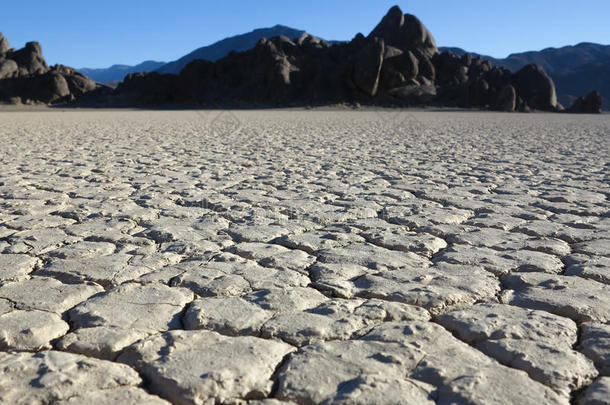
xmin=2 ymin=0 xmax=609 ymax=68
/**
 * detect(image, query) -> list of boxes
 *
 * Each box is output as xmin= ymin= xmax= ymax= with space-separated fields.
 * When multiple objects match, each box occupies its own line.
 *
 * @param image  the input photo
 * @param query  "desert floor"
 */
xmin=0 ymin=109 xmax=609 ymax=405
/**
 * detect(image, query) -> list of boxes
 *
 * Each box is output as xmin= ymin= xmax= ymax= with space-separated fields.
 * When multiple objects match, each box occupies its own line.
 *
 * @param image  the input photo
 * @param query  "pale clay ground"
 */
xmin=0 ymin=109 xmax=609 ymax=405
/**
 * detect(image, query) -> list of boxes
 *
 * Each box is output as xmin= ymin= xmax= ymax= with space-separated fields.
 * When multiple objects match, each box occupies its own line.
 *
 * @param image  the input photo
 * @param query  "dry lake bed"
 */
xmin=0 ymin=109 xmax=609 ymax=405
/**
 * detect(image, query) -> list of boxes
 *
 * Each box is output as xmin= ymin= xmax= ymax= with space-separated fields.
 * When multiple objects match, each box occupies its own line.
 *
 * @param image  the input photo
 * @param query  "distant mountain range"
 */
xmin=79 ymin=61 xmax=165 ymax=85
xmin=440 ymin=43 xmax=610 ymax=109
xmin=156 ymin=25 xmax=306 ymax=74
xmin=78 ymin=25 xmax=306 ymax=84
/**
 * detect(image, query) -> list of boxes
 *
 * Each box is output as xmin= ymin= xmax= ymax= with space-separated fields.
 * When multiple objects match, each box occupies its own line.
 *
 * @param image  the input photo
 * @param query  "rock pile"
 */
xmin=0 ymin=33 xmax=99 ymax=104
xmin=112 ymin=6 xmax=599 ymax=112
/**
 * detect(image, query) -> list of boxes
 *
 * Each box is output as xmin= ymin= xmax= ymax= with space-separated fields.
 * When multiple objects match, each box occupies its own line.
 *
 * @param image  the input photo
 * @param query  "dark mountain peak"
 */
xmin=155 ymin=25 xmax=306 ymax=74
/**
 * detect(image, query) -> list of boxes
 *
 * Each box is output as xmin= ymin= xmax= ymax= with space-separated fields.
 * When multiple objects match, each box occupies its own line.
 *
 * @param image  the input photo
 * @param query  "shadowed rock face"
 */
xmin=0 ymin=34 xmax=99 ymax=104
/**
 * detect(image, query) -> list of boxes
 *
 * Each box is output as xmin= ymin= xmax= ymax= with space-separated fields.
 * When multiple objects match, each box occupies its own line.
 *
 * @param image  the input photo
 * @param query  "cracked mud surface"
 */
xmin=0 ymin=109 xmax=609 ymax=404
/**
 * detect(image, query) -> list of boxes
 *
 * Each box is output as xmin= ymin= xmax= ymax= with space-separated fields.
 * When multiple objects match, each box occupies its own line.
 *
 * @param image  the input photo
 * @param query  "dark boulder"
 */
xmin=511 ymin=64 xmax=559 ymax=111
xmin=494 ymin=84 xmax=517 ymax=112
xmin=567 ymin=90 xmax=603 ymax=113
xmin=353 ymin=37 xmax=385 ymax=96
xmin=369 ymin=6 xmax=438 ymax=58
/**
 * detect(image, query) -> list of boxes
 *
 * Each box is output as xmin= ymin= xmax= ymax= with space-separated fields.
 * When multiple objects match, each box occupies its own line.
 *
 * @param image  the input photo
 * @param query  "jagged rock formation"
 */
xmin=0 ymin=33 xmax=99 ymax=104
xmin=109 ymin=6 xmax=599 ymax=112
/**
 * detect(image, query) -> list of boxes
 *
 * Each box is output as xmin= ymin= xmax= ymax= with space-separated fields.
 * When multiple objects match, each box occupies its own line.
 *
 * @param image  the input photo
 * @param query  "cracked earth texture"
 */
xmin=0 ymin=109 xmax=609 ymax=405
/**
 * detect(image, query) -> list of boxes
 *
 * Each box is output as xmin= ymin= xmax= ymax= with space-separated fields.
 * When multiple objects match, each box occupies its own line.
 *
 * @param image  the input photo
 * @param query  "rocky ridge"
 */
xmin=0 ymin=32 xmax=99 ymax=105
xmin=112 ymin=6 xmax=602 ymax=112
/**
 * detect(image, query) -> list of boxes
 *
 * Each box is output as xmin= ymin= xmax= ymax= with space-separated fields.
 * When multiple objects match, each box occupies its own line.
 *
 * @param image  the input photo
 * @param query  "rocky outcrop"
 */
xmin=567 ymin=90 xmax=603 ymax=113
xmin=93 ymin=6 xmax=602 ymax=113
xmin=113 ymin=6 xmax=442 ymax=107
xmin=0 ymin=37 xmax=48 ymax=80
xmin=0 ymin=34 xmax=99 ymax=104
xmin=11 ymin=42 xmax=48 ymax=76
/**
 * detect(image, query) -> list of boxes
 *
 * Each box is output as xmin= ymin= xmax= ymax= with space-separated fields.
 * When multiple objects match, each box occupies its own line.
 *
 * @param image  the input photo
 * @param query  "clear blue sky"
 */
xmin=2 ymin=0 xmax=609 ymax=68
